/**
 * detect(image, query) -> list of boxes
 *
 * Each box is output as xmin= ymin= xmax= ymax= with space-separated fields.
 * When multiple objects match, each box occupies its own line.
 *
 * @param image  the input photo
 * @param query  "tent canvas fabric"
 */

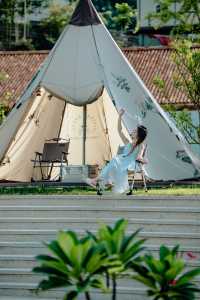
xmin=0 ymin=88 xmax=129 ymax=181
xmin=0 ymin=0 xmax=199 ymax=182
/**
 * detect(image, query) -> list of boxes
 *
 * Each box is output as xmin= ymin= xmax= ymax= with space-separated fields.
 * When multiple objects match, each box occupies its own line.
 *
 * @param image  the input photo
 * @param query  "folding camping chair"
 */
xmin=31 ymin=138 xmax=70 ymax=181
xmin=127 ymin=143 xmax=148 ymax=195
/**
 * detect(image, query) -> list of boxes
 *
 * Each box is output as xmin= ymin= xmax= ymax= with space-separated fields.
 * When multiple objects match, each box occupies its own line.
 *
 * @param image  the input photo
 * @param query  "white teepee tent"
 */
xmin=0 ymin=0 xmax=199 ymax=182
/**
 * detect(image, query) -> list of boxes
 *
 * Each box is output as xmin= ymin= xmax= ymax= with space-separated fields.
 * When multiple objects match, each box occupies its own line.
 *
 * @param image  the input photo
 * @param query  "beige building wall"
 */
xmin=137 ymin=0 xmax=180 ymax=28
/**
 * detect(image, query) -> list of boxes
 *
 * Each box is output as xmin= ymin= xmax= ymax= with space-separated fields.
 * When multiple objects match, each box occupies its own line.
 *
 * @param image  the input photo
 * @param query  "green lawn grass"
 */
xmin=0 ymin=185 xmax=199 ymax=195
xmin=135 ymin=187 xmax=200 ymax=196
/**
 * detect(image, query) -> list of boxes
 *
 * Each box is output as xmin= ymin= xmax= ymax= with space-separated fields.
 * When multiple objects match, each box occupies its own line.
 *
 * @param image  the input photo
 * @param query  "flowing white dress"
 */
xmin=99 ymin=143 xmax=140 ymax=193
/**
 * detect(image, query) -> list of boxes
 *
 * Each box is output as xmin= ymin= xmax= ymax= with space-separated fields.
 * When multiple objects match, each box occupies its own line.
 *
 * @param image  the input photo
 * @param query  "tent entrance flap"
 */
xmin=0 ymin=91 xmax=66 ymax=182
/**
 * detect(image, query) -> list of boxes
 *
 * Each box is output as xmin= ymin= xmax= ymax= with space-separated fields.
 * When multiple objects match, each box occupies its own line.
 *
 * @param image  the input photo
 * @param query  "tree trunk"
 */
xmin=106 ymin=271 xmax=110 ymax=288
xmin=85 ymin=291 xmax=91 ymax=300
xmin=112 ymin=274 xmax=117 ymax=300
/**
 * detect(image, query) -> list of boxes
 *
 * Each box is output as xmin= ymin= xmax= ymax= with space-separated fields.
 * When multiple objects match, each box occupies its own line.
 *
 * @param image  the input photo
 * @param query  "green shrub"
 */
xmin=132 ymin=245 xmax=200 ymax=300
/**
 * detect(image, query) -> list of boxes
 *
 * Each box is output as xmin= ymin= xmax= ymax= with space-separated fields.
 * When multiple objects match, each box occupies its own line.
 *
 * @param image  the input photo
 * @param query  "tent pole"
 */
xmin=82 ymin=105 xmax=87 ymax=165
xmin=102 ymin=97 xmax=112 ymax=160
xmin=57 ymin=101 xmax=67 ymax=140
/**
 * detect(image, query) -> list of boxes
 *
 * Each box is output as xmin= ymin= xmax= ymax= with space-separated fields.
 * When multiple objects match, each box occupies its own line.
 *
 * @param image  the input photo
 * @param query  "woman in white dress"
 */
xmin=86 ymin=109 xmax=148 ymax=194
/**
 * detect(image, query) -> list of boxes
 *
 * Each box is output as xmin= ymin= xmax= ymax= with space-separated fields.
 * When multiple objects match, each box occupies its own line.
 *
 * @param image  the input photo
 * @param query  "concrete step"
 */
xmin=0 ymin=229 xmax=199 ymax=246
xmin=0 ymin=206 xmax=199 ymax=220
xmin=0 ymin=296 xmax=147 ymax=300
xmin=0 ymin=217 xmax=199 ymax=233
xmin=0 ymin=241 xmax=199 ymax=258
xmin=0 ymin=291 xmax=147 ymax=300
xmin=0 ymin=298 xmax=51 ymax=300
xmin=0 ymin=250 xmax=199 ymax=269
xmin=0 ymin=195 xmax=199 ymax=208
xmin=0 ymin=268 xmax=199 ymax=286
xmin=0 ymin=195 xmax=199 ymax=300
xmin=0 ymin=282 xmax=199 ymax=300
xmin=0 ymin=282 xmax=148 ymax=299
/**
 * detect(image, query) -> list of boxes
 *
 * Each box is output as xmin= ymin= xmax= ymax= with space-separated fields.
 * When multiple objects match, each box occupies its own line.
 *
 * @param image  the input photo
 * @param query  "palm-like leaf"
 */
xmin=33 ymin=231 xmax=108 ymax=300
xmin=92 ymin=219 xmax=146 ymax=274
xmin=132 ymin=245 xmax=200 ymax=300
xmin=88 ymin=219 xmax=146 ymax=300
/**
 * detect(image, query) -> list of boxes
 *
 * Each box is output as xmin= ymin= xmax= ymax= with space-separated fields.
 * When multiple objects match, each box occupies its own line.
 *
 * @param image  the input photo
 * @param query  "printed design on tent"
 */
xmin=176 ymin=150 xmax=192 ymax=164
xmin=138 ymin=97 xmax=197 ymax=169
xmin=174 ymin=147 xmax=200 ymax=176
xmin=111 ymin=73 xmax=131 ymax=93
xmin=136 ymin=97 xmax=197 ymax=170
xmin=139 ymin=96 xmax=157 ymax=119
xmin=112 ymin=72 xmax=197 ymax=173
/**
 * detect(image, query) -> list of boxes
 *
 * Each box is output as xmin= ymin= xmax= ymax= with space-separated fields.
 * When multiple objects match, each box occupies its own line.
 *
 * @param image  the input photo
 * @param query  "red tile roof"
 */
xmin=123 ymin=47 xmax=191 ymax=106
xmin=0 ymin=47 xmax=198 ymax=107
xmin=0 ymin=51 xmax=47 ymax=107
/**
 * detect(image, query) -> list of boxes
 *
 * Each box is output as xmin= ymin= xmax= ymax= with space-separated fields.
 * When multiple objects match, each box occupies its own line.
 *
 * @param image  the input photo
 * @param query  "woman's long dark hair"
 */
xmin=136 ymin=125 xmax=148 ymax=146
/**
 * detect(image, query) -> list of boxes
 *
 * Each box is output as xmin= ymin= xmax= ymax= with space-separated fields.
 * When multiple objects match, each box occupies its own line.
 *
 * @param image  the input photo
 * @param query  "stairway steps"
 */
xmin=0 ymin=283 xmax=199 ymax=300
xmin=0 ymin=268 xmax=199 ymax=285
xmin=0 ymin=229 xmax=199 ymax=246
xmin=0 ymin=217 xmax=199 ymax=233
xmin=0 ymin=253 xmax=199 ymax=269
xmin=0 ymin=207 xmax=199 ymax=220
xmin=0 ymin=195 xmax=199 ymax=299
xmin=0 ymin=242 xmax=199 ymax=258
xmin=0 ymin=195 xmax=200 ymax=208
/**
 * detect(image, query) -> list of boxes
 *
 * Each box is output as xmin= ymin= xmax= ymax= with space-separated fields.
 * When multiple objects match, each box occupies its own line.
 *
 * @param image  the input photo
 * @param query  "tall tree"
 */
xmin=148 ymin=1 xmax=200 ymax=147
xmin=38 ymin=2 xmax=77 ymax=49
xmin=112 ymin=3 xmax=135 ymax=31
xmin=0 ymin=0 xmax=16 ymax=49
xmin=103 ymin=2 xmax=136 ymax=46
xmin=0 ymin=0 xmax=50 ymax=49
xmin=153 ymin=41 xmax=200 ymax=145
xmin=39 ymin=1 xmax=136 ymax=49
xmin=16 ymin=0 xmax=50 ymax=16
xmin=92 ymin=0 xmax=137 ymax=12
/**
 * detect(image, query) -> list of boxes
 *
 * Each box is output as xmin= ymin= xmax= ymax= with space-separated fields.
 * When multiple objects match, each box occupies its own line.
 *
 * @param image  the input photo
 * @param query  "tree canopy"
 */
xmin=0 ymin=0 xmax=50 ymax=49
xmin=92 ymin=0 xmax=136 ymax=11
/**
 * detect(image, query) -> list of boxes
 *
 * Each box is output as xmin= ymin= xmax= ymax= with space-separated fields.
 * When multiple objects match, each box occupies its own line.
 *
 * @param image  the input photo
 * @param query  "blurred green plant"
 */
xmin=33 ymin=220 xmax=200 ymax=299
xmin=33 ymin=231 xmax=108 ymax=300
xmin=132 ymin=245 xmax=200 ymax=300
xmin=87 ymin=219 xmax=146 ymax=300
xmin=33 ymin=219 xmax=145 ymax=300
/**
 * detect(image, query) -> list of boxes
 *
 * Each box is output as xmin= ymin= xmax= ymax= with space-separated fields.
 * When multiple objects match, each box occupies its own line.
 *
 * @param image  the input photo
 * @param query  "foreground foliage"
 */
xmin=132 ymin=245 xmax=200 ymax=300
xmin=88 ymin=219 xmax=146 ymax=299
xmin=33 ymin=219 xmax=200 ymax=299
xmin=33 ymin=231 xmax=108 ymax=300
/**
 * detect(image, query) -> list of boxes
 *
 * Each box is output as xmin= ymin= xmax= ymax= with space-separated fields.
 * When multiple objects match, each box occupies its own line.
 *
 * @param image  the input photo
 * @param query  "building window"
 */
xmin=156 ymin=4 xmax=161 ymax=12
